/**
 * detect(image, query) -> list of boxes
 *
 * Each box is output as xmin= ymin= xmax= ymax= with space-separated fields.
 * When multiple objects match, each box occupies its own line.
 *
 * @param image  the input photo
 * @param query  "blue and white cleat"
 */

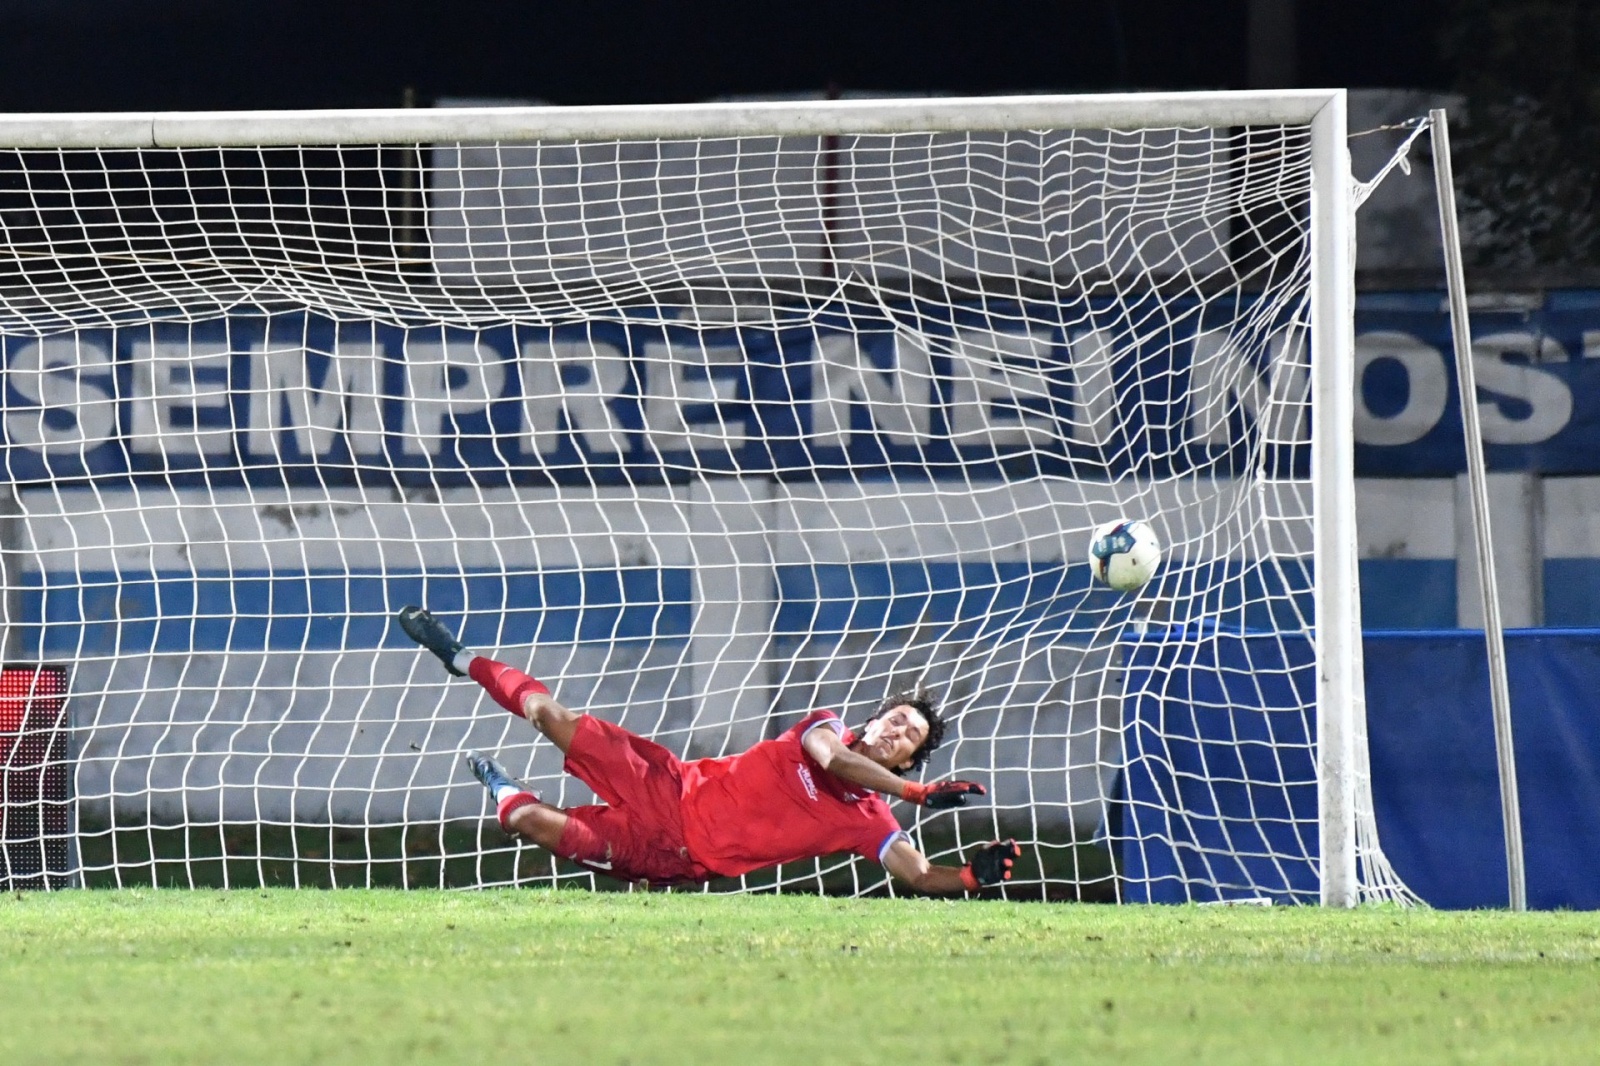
xmin=464 ymin=750 xmax=539 ymax=803
xmin=397 ymin=605 xmax=467 ymax=676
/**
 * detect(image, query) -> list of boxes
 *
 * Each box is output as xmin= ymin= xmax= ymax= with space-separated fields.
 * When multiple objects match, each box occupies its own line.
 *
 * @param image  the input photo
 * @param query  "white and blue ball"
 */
xmin=1088 ymin=518 xmax=1162 ymax=592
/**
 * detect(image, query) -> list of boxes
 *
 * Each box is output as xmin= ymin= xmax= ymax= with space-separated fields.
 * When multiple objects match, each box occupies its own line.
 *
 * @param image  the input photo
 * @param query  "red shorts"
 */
xmin=554 ymin=714 xmax=714 ymax=886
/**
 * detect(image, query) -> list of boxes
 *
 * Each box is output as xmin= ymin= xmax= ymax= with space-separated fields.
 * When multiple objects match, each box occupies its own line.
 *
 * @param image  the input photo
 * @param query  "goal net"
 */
xmin=0 ymin=95 xmax=1413 ymax=903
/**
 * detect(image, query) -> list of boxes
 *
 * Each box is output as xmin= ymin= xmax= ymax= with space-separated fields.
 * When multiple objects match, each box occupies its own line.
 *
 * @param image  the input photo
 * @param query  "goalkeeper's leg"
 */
xmin=398 ymin=606 xmax=580 ymax=752
xmin=464 ymin=751 xmax=637 ymax=877
xmin=464 ymin=750 xmax=560 ymax=845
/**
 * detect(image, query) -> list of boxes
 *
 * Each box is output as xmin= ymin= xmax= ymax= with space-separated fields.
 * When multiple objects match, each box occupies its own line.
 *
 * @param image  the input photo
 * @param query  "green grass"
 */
xmin=1 ymin=891 xmax=1596 ymax=1065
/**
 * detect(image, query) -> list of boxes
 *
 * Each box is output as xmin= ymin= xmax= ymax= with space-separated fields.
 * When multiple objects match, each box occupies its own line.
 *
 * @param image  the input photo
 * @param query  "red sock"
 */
xmin=467 ymin=657 xmax=551 ymax=719
xmin=496 ymin=791 xmax=541 ymax=833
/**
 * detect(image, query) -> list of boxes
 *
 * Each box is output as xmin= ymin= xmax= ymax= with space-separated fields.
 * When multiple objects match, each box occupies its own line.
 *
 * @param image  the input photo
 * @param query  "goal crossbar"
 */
xmin=0 ymin=90 xmax=1343 ymax=149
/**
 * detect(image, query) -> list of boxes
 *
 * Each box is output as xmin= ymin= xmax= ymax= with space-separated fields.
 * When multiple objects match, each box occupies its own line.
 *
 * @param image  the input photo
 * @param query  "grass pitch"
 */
xmin=1 ymin=890 xmax=1596 ymax=1065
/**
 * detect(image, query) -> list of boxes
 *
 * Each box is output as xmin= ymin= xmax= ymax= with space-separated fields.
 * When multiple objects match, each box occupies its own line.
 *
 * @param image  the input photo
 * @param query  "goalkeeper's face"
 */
xmin=853 ymin=705 xmax=930 ymax=772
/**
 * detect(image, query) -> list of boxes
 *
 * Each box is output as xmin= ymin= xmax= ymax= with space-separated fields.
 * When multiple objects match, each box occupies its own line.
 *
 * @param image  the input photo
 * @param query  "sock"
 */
xmin=468 ymin=657 xmax=551 ymax=719
xmin=452 ymin=649 xmax=475 ymax=675
xmin=496 ymin=791 xmax=540 ymax=833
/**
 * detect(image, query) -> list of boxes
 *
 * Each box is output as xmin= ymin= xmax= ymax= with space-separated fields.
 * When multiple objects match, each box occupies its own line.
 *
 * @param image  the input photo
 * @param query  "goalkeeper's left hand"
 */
xmin=959 ymin=840 xmax=1021 ymax=892
xmin=902 ymin=779 xmax=987 ymax=809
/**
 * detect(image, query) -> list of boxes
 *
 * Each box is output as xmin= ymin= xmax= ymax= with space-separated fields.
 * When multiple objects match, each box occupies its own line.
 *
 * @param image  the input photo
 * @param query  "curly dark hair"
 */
xmin=863 ymin=687 xmax=946 ymax=776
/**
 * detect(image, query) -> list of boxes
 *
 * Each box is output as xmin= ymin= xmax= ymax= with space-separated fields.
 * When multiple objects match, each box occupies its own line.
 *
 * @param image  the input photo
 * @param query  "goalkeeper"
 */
xmin=398 ymin=606 xmax=1019 ymax=894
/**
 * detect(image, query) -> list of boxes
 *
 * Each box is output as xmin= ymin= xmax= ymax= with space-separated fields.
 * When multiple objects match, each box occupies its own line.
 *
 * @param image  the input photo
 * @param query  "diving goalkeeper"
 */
xmin=398 ymin=606 xmax=1019 ymax=893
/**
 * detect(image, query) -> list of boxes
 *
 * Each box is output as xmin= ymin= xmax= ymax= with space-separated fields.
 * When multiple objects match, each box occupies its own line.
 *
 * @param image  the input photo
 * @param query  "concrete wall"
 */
xmin=1357 ymin=474 xmax=1600 ymax=629
xmin=16 ymin=468 xmax=1579 ymax=835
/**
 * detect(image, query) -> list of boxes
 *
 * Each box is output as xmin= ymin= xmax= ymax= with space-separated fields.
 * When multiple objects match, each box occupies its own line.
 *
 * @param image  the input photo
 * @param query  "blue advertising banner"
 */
xmin=1120 ymin=627 xmax=1600 ymax=909
xmin=1355 ymin=290 xmax=1600 ymax=476
xmin=0 ymin=298 xmax=1310 ymax=487
xmin=1364 ymin=629 xmax=1600 ymax=910
xmin=1119 ymin=627 xmax=1320 ymax=905
xmin=6 ymin=290 xmax=1600 ymax=486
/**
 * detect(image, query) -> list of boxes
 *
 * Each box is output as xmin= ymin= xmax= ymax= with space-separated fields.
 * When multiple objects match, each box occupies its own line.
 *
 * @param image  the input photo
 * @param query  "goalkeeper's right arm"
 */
xmin=882 ymin=838 xmax=1020 ymax=895
xmin=802 ymin=725 xmax=986 ymax=806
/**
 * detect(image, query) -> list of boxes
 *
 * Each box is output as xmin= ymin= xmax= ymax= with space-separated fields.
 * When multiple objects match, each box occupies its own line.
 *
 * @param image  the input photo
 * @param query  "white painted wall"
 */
xmin=429 ymin=128 xmax=1235 ymax=288
xmin=1543 ymin=477 xmax=1600 ymax=559
xmin=1355 ymin=478 xmax=1455 ymax=560
xmin=1455 ymin=473 xmax=1541 ymax=629
xmin=21 ymin=470 xmax=1595 ymax=832
xmin=31 ymin=476 xmax=1253 ymax=832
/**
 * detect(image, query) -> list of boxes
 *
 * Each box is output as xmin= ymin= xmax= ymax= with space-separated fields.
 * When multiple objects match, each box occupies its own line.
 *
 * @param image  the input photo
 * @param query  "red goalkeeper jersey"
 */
xmin=679 ymin=709 xmax=908 ymax=878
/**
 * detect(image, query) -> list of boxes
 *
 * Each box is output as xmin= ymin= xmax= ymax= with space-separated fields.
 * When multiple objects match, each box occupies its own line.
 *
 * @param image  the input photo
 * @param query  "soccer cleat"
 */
xmin=464 ymin=750 xmax=538 ymax=802
xmin=397 ymin=605 xmax=467 ymax=676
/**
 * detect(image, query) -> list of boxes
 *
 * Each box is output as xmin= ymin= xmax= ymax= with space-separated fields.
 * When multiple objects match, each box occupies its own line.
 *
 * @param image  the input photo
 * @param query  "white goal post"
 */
xmin=0 ymin=90 xmax=1412 ymax=904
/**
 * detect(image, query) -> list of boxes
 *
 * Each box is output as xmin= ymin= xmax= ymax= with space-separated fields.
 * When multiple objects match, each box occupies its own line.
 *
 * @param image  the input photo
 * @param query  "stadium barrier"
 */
xmin=1120 ymin=628 xmax=1600 ymax=908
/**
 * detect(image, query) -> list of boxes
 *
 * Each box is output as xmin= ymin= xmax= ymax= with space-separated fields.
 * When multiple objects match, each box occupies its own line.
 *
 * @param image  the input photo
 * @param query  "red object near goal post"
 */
xmin=0 ymin=664 xmax=71 ymax=889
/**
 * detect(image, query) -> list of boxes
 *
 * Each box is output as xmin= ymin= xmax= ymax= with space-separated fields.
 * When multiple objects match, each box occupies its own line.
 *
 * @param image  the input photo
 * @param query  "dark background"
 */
xmin=0 ymin=0 xmax=1591 ymax=277
xmin=0 ymin=0 xmax=1448 ymax=111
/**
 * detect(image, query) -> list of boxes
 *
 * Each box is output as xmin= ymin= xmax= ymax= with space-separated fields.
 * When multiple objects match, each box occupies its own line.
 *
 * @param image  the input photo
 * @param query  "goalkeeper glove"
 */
xmin=901 ymin=779 xmax=987 ymax=809
xmin=959 ymin=840 xmax=1020 ymax=892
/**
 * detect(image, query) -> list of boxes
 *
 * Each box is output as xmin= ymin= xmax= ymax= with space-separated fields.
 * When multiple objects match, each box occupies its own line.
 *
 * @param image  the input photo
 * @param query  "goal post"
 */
xmin=1308 ymin=91 xmax=1359 ymax=908
xmin=0 ymin=90 xmax=1412 ymax=903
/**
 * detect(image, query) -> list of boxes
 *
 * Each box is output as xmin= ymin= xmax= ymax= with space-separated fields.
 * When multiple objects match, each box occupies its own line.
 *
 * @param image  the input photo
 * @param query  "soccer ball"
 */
xmin=1088 ymin=518 xmax=1161 ymax=592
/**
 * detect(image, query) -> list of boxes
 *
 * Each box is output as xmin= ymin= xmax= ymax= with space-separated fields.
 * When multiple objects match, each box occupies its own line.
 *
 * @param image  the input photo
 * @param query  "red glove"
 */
xmin=902 ymin=780 xmax=987 ymax=809
xmin=959 ymin=840 xmax=1020 ymax=891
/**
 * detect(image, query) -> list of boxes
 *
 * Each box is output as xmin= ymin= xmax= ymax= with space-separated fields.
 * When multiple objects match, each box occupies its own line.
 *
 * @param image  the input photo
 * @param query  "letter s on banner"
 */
xmin=1353 ymin=331 xmax=1449 ymax=446
xmin=5 ymin=337 xmax=117 ymax=455
xmin=1471 ymin=332 xmax=1574 ymax=445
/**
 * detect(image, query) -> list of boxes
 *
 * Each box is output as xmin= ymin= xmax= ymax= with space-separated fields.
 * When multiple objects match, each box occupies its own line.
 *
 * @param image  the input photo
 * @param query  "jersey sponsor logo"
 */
xmin=796 ymin=764 xmax=819 ymax=801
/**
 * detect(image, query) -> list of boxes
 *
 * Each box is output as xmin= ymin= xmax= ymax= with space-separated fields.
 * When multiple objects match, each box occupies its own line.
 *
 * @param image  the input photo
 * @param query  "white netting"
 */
xmin=0 ymin=108 xmax=1413 ymax=902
